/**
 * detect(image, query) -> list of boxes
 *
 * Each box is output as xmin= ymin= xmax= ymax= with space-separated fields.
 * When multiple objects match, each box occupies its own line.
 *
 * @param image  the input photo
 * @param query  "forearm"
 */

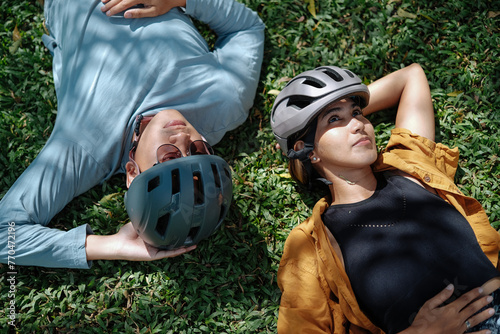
xmin=85 ymin=222 xmax=197 ymax=262
xmin=186 ymin=0 xmax=264 ymax=113
xmin=85 ymin=234 xmax=118 ymax=261
xmin=364 ymin=63 xmax=435 ymax=140
xmin=0 ymin=139 xmax=106 ymax=268
xmin=186 ymin=0 xmax=264 ymax=36
xmin=364 ymin=64 xmax=430 ymax=114
xmin=0 ymin=220 xmax=91 ymax=269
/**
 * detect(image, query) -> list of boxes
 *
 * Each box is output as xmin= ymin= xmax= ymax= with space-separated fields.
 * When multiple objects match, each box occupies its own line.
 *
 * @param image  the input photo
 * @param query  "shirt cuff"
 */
xmin=71 ymin=224 xmax=94 ymax=269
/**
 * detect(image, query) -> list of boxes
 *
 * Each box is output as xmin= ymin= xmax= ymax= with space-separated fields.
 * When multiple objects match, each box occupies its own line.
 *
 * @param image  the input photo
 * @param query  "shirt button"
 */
xmin=424 ymin=175 xmax=431 ymax=183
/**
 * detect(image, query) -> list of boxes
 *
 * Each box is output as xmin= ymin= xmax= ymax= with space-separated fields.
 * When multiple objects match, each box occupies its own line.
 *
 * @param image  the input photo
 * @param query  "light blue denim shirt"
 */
xmin=0 ymin=0 xmax=264 ymax=268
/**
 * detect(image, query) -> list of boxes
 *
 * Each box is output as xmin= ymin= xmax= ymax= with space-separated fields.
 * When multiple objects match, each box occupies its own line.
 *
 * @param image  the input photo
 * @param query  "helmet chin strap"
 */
xmin=315 ymin=177 xmax=333 ymax=186
xmin=286 ymin=118 xmax=317 ymax=161
xmin=286 ymin=121 xmax=333 ymax=187
xmin=287 ymin=143 xmax=314 ymax=162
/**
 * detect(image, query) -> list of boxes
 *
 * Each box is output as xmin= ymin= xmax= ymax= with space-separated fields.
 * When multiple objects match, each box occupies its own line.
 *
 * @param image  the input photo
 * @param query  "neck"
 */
xmin=327 ymin=168 xmax=377 ymax=205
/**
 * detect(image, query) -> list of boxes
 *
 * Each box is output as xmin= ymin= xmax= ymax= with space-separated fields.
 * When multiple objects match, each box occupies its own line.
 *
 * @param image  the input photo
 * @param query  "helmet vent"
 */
xmin=148 ymin=176 xmax=160 ymax=192
xmin=211 ymin=164 xmax=221 ymax=189
xmin=286 ymin=96 xmax=314 ymax=110
xmin=321 ymin=67 xmax=343 ymax=82
xmin=218 ymin=204 xmax=226 ymax=223
xmin=187 ymin=226 xmax=200 ymax=240
xmin=155 ymin=213 xmax=170 ymax=237
xmin=224 ymin=167 xmax=231 ymax=180
xmin=171 ymin=169 xmax=180 ymax=194
xmin=193 ymin=171 xmax=204 ymax=205
xmin=344 ymin=69 xmax=355 ymax=78
xmin=302 ymin=77 xmax=325 ymax=88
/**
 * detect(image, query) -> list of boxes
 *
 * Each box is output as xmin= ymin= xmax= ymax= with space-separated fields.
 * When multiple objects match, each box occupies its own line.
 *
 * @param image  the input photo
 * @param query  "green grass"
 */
xmin=1 ymin=0 xmax=499 ymax=332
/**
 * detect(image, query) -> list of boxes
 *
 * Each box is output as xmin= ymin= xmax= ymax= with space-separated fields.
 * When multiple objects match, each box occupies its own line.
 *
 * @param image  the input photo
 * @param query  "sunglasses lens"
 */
xmin=155 ymin=141 xmax=213 ymax=165
xmin=190 ymin=141 xmax=214 ymax=155
xmin=157 ymin=145 xmax=182 ymax=163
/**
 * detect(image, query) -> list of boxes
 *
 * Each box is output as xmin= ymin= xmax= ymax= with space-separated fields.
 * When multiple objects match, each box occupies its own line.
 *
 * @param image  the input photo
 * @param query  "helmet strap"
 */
xmin=286 ymin=118 xmax=317 ymax=161
xmin=286 ymin=143 xmax=314 ymax=162
xmin=314 ymin=177 xmax=333 ymax=186
xmin=285 ymin=119 xmax=333 ymax=188
xmin=287 ymin=147 xmax=333 ymax=187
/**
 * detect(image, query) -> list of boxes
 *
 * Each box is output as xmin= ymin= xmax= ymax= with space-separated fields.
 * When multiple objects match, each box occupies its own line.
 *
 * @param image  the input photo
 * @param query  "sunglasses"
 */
xmin=153 ymin=140 xmax=214 ymax=166
xmin=129 ymin=115 xmax=213 ymax=173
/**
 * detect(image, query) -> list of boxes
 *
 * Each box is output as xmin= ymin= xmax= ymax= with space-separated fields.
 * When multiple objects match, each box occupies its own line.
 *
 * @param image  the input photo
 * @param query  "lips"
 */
xmin=164 ymin=120 xmax=186 ymax=128
xmin=353 ymin=137 xmax=371 ymax=146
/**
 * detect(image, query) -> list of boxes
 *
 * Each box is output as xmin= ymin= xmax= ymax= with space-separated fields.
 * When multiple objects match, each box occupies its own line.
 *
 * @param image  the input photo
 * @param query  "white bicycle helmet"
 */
xmin=125 ymin=155 xmax=232 ymax=249
xmin=271 ymin=66 xmax=370 ymax=156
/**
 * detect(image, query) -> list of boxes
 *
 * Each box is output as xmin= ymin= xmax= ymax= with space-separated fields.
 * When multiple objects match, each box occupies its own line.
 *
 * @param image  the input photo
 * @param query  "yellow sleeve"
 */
xmin=277 ymin=227 xmax=334 ymax=333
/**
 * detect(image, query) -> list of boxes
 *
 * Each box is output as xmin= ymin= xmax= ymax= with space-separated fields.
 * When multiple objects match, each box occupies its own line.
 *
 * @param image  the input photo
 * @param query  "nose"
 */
xmin=350 ymin=116 xmax=365 ymax=133
xmin=168 ymin=132 xmax=191 ymax=155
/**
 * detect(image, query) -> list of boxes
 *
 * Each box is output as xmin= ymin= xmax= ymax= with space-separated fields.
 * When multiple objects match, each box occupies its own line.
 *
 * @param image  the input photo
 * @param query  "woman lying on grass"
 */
xmin=271 ymin=63 xmax=500 ymax=333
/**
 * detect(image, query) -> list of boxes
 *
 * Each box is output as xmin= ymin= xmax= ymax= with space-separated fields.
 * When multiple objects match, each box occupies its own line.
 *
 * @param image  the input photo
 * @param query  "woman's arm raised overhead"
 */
xmin=363 ymin=63 xmax=435 ymax=141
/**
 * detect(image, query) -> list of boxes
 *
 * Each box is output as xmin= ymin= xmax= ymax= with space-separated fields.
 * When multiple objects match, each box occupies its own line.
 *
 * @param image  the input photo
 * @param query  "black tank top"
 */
xmin=322 ymin=173 xmax=499 ymax=333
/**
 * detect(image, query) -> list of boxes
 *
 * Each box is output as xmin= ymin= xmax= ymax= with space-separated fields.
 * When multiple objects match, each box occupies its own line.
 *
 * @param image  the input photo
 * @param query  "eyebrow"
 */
xmin=320 ymin=102 xmax=360 ymax=120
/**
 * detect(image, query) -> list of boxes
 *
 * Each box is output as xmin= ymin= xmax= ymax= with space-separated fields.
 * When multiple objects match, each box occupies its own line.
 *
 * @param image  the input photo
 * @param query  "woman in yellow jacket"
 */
xmin=270 ymin=63 xmax=500 ymax=333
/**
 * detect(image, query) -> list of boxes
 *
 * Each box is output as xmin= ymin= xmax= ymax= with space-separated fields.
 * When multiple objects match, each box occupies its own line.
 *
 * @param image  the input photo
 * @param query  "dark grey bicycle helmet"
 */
xmin=271 ymin=66 xmax=370 ymax=156
xmin=124 ymin=155 xmax=232 ymax=250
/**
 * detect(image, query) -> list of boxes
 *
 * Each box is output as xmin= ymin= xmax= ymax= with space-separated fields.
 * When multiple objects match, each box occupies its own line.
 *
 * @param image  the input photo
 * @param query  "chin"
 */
xmin=358 ymin=153 xmax=378 ymax=167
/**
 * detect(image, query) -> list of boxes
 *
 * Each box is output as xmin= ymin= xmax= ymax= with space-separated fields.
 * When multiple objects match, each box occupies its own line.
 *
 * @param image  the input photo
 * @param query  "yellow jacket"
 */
xmin=277 ymin=128 xmax=500 ymax=333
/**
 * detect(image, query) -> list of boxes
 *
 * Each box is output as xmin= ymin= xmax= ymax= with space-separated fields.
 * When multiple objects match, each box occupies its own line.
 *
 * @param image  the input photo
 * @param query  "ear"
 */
xmin=125 ymin=161 xmax=139 ymax=188
xmin=309 ymin=153 xmax=320 ymax=163
xmin=293 ymin=140 xmax=305 ymax=151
